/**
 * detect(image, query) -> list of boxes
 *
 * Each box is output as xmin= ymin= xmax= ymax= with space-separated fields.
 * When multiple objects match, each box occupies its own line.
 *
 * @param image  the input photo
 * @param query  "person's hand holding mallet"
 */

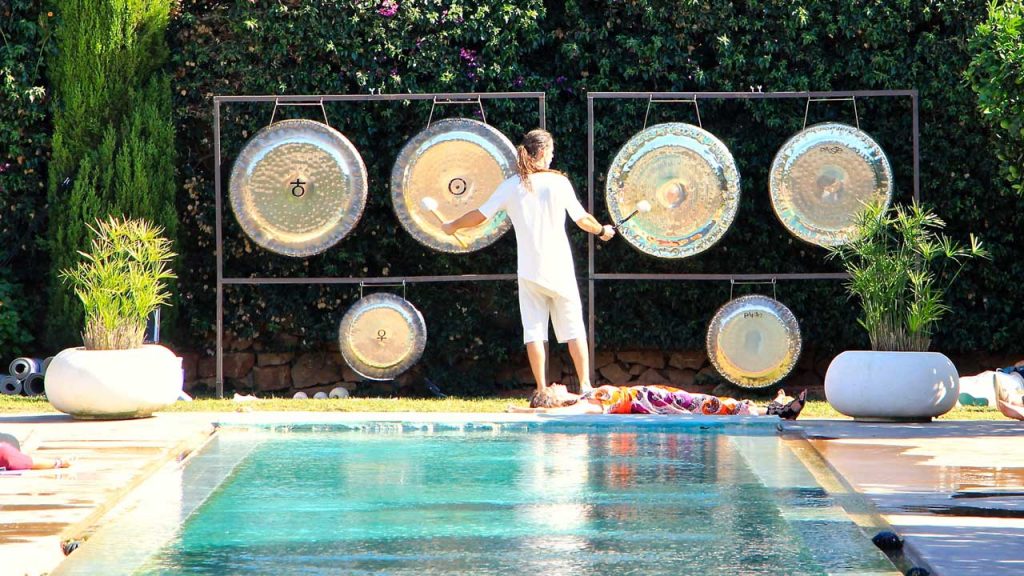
xmin=615 ymin=200 xmax=652 ymax=231
xmin=422 ymin=197 xmax=468 ymax=248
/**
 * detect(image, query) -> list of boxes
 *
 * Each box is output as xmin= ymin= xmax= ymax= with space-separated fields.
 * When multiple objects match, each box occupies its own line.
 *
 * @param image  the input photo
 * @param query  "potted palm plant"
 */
xmin=823 ymin=201 xmax=989 ymax=421
xmin=44 ymin=216 xmax=182 ymax=419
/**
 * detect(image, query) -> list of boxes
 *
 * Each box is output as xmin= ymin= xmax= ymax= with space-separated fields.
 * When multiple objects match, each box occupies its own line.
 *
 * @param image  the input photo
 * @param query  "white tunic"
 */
xmin=479 ymin=172 xmax=588 ymax=297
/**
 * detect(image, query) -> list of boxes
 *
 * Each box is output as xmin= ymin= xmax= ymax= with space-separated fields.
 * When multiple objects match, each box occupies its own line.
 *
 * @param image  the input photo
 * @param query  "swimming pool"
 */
xmin=54 ymin=417 xmax=898 ymax=575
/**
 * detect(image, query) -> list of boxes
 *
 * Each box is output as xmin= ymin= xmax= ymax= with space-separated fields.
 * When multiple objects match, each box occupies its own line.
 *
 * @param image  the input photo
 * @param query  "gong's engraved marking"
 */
xmin=820 ymin=145 xmax=844 ymax=155
xmin=448 ymin=177 xmax=468 ymax=196
xmin=290 ymin=178 xmax=307 ymax=197
xmin=377 ymin=329 xmax=388 ymax=342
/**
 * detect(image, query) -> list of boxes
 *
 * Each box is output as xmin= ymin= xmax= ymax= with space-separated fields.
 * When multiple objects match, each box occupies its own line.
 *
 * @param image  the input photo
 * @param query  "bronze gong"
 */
xmin=770 ymin=122 xmax=893 ymax=247
xmin=339 ymin=293 xmax=427 ymax=381
xmin=391 ymin=118 xmax=516 ymax=253
xmin=229 ymin=119 xmax=368 ymax=257
xmin=706 ymin=295 xmax=801 ymax=389
xmin=606 ymin=122 xmax=741 ymax=259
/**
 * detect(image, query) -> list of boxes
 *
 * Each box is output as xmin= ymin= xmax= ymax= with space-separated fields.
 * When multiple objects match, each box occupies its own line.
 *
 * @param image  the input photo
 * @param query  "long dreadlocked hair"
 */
xmin=515 ymin=128 xmax=563 ymax=192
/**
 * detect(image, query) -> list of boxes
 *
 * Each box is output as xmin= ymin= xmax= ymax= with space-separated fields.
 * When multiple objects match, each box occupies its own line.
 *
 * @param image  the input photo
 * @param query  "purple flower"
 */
xmin=555 ymin=75 xmax=567 ymax=84
xmin=459 ymin=48 xmax=478 ymax=66
xmin=377 ymin=1 xmax=398 ymax=17
xmin=513 ymin=75 xmax=524 ymax=87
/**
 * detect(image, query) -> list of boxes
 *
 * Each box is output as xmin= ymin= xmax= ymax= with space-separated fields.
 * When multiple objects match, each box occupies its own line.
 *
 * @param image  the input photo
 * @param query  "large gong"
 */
xmin=706 ymin=295 xmax=801 ymax=389
xmin=339 ymin=293 xmax=427 ymax=381
xmin=229 ymin=119 xmax=368 ymax=257
xmin=392 ymin=118 xmax=516 ymax=253
xmin=770 ymin=122 xmax=893 ymax=247
xmin=606 ymin=122 xmax=740 ymax=259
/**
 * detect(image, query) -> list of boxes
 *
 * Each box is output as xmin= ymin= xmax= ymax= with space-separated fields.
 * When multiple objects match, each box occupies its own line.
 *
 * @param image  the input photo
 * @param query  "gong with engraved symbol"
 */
xmin=391 ymin=117 xmax=516 ymax=253
xmin=606 ymin=122 xmax=741 ymax=259
xmin=229 ymin=119 xmax=368 ymax=257
xmin=339 ymin=293 xmax=427 ymax=381
xmin=706 ymin=295 xmax=801 ymax=389
xmin=770 ymin=122 xmax=893 ymax=247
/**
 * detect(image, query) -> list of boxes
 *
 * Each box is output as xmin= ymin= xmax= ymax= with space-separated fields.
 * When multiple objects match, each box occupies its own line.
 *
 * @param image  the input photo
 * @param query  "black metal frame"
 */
xmin=213 ymin=92 xmax=546 ymax=397
xmin=585 ymin=90 xmax=920 ymax=375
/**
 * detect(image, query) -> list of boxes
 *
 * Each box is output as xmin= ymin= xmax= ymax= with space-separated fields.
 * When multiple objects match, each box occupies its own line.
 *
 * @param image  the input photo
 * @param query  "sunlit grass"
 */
xmin=0 ymin=394 xmax=1009 ymax=420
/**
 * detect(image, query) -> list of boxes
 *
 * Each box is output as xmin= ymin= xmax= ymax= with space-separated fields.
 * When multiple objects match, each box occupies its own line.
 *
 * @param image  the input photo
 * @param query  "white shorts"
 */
xmin=517 ymin=279 xmax=585 ymax=344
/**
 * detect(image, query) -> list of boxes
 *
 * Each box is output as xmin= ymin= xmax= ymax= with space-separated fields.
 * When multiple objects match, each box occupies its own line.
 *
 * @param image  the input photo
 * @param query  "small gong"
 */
xmin=229 ymin=119 xmax=368 ymax=257
xmin=706 ymin=295 xmax=801 ymax=389
xmin=339 ymin=293 xmax=427 ymax=381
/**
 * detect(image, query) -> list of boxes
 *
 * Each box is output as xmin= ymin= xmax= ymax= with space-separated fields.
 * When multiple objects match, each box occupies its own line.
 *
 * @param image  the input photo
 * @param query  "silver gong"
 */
xmin=339 ymin=293 xmax=427 ymax=381
xmin=770 ymin=122 xmax=893 ymax=247
xmin=606 ymin=122 xmax=741 ymax=259
xmin=391 ymin=118 xmax=516 ymax=253
xmin=229 ymin=119 xmax=368 ymax=257
xmin=706 ymin=294 xmax=801 ymax=389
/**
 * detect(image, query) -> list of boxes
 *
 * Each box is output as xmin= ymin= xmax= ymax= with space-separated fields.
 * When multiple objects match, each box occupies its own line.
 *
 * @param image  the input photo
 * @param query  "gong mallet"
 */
xmin=421 ymin=197 xmax=468 ymax=248
xmin=614 ymin=200 xmax=652 ymax=231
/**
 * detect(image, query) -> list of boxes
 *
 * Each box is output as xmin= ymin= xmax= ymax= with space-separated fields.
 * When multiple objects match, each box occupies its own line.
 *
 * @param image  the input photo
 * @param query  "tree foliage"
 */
xmin=967 ymin=0 xmax=1024 ymax=196
xmin=46 ymin=0 xmax=178 ymax=347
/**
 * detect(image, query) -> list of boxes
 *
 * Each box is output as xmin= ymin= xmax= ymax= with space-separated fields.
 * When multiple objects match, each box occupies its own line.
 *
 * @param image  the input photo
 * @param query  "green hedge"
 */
xmin=968 ymin=0 xmax=1024 ymax=196
xmin=0 ymin=0 xmax=52 ymax=362
xmin=163 ymin=1 xmax=1015 ymax=393
xmin=45 ymin=0 xmax=178 ymax=348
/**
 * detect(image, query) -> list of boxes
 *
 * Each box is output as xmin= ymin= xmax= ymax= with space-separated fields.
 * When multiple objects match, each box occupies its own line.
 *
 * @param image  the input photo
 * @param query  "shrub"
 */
xmin=827 ymin=202 xmax=989 ymax=351
xmin=60 ymin=217 xmax=176 ymax=350
xmin=0 ymin=1 xmax=53 ymax=350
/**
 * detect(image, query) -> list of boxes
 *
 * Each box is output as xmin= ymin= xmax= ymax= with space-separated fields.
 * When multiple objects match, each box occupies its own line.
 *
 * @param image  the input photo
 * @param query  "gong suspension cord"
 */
xmin=803 ymin=96 xmax=859 ymax=130
xmin=427 ymin=96 xmax=486 ymax=127
xmin=730 ymin=278 xmax=777 ymax=300
xmin=360 ymin=281 xmax=407 ymax=299
xmin=269 ymin=98 xmax=330 ymax=127
xmin=643 ymin=95 xmax=702 ymax=130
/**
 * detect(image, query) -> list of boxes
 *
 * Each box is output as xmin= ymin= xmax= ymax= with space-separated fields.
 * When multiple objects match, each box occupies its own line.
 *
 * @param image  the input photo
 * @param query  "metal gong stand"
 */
xmin=213 ymin=92 xmax=546 ymax=397
xmin=585 ymin=90 xmax=921 ymax=377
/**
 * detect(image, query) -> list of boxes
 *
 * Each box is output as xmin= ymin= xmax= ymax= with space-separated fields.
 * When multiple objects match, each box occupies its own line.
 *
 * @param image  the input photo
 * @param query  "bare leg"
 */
xmin=526 ymin=341 xmax=547 ymax=392
xmin=567 ymin=337 xmax=592 ymax=392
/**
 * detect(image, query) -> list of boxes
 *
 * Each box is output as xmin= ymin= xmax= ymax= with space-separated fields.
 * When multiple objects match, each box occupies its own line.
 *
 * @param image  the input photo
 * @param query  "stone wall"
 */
xmin=182 ymin=333 xmax=1022 ymax=399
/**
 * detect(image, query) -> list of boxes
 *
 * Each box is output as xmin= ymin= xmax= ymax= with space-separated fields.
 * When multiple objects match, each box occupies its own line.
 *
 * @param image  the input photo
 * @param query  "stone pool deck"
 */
xmin=1 ymin=412 xmax=1022 ymax=576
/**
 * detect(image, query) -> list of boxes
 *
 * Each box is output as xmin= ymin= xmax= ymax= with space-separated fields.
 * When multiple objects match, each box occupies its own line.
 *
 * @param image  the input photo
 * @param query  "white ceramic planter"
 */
xmin=44 ymin=345 xmax=183 ymax=420
xmin=825 ymin=350 xmax=959 ymax=421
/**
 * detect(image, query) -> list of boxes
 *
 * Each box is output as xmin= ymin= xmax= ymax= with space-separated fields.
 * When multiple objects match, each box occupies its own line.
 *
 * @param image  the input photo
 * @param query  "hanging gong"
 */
xmin=229 ymin=119 xmax=368 ymax=257
xmin=706 ymin=295 xmax=801 ymax=389
xmin=391 ymin=117 xmax=516 ymax=253
xmin=339 ymin=293 xmax=427 ymax=381
xmin=770 ymin=122 xmax=893 ymax=247
xmin=606 ymin=122 xmax=741 ymax=259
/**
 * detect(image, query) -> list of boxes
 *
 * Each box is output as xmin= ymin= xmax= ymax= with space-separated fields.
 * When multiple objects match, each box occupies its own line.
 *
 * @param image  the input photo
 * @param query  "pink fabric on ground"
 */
xmin=0 ymin=442 xmax=33 ymax=470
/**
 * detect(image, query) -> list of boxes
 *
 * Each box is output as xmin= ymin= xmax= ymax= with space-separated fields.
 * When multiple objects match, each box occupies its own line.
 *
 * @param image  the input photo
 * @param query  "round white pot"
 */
xmin=825 ymin=350 xmax=959 ymax=421
xmin=45 ymin=345 xmax=183 ymax=420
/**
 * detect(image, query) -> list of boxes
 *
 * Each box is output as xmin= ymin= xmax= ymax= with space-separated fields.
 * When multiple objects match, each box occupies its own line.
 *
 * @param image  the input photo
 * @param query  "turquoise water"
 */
xmin=121 ymin=425 xmax=894 ymax=576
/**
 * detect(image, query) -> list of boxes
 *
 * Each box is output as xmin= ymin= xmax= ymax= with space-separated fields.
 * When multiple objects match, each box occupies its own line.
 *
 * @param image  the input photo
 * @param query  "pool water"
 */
xmin=57 ymin=422 xmax=897 ymax=575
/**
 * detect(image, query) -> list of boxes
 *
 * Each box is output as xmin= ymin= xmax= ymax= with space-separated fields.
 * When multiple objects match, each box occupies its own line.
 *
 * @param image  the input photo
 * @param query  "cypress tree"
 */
xmin=47 ymin=0 xmax=177 ymax=347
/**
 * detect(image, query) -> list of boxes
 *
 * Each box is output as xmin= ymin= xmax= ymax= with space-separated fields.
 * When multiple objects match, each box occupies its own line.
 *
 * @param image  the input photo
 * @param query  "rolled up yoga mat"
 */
xmin=1 ymin=375 xmax=23 ymax=395
xmin=9 ymin=357 xmax=41 ymax=379
xmin=22 ymin=373 xmax=45 ymax=397
xmin=41 ymin=356 xmax=54 ymax=375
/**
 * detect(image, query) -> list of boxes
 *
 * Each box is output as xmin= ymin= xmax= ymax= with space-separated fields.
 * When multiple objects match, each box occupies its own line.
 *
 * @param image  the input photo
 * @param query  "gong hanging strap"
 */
xmin=268 ymin=97 xmax=331 ymax=127
xmin=642 ymin=95 xmax=702 ymax=130
xmin=426 ymin=96 xmax=487 ymax=127
xmin=803 ymin=96 xmax=859 ymax=130
xmin=730 ymin=278 xmax=777 ymax=300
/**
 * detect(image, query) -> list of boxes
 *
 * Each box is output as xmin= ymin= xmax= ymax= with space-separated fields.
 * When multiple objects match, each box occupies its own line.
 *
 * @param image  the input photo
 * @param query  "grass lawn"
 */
xmin=0 ymin=395 xmax=1009 ymax=420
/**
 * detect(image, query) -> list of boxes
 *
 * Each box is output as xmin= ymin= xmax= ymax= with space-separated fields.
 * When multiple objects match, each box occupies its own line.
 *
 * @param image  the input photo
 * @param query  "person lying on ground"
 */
xmin=0 ymin=438 xmax=71 ymax=471
xmin=508 ymin=383 xmax=807 ymax=420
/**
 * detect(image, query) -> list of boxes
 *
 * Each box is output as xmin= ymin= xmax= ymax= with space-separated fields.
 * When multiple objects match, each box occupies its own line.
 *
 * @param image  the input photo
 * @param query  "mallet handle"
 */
xmin=428 ymin=209 xmax=469 ymax=248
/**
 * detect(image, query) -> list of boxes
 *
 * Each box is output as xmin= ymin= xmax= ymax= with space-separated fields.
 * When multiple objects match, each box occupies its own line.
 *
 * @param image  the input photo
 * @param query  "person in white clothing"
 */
xmin=442 ymin=129 xmax=615 ymax=393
